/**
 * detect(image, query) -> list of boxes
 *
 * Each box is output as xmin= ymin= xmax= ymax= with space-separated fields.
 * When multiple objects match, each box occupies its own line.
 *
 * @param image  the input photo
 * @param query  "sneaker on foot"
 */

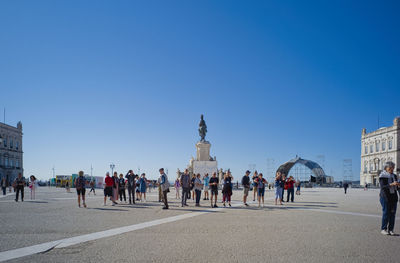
xmin=214 ymin=204 xmax=218 ymax=208
xmin=389 ymin=231 xmax=396 ymax=236
xmin=381 ymin=230 xmax=389 ymax=235
xmin=245 ymin=203 xmax=249 ymax=206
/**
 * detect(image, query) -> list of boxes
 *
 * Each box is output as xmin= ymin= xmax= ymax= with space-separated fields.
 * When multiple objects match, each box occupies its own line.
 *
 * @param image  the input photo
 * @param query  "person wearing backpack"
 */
xmin=242 ymin=170 xmax=251 ymax=206
xmin=159 ymin=168 xmax=169 ymax=210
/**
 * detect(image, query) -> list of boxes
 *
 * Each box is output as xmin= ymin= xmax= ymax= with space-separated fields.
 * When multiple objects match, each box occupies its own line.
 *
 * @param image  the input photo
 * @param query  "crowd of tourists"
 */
xmin=6 ymin=160 xmax=400 ymax=236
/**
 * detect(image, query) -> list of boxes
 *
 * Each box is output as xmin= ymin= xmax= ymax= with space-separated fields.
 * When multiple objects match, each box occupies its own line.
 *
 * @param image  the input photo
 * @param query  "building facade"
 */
xmin=360 ymin=117 xmax=400 ymax=186
xmin=0 ymin=121 xmax=23 ymax=184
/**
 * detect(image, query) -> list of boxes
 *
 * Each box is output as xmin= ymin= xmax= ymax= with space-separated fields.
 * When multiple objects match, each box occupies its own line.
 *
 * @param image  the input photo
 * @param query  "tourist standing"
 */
xmin=242 ymin=170 xmax=251 ymax=206
xmin=174 ymin=178 xmax=181 ymax=199
xmin=125 ymin=170 xmax=136 ymax=204
xmin=252 ymin=171 xmax=258 ymax=201
xmin=203 ymin=173 xmax=210 ymax=201
xmin=296 ymin=181 xmax=301 ymax=195
xmin=29 ymin=175 xmax=37 ymax=200
xmin=281 ymin=174 xmax=286 ymax=202
xmin=222 ymin=173 xmax=233 ymax=207
xmin=194 ymin=173 xmax=203 ymax=206
xmin=89 ymin=180 xmax=96 ymax=195
xmin=14 ymin=173 xmax=25 ymax=202
xmin=139 ymin=173 xmax=147 ymax=202
xmin=159 ymin=168 xmax=169 ymax=209
xmin=275 ymin=172 xmax=283 ymax=205
xmin=1 ymin=177 xmax=7 ymax=195
xmin=135 ymin=175 xmax=140 ymax=201
xmin=209 ymin=172 xmax=219 ymax=208
xmin=286 ymin=176 xmax=295 ymax=202
xmin=256 ymin=173 xmax=267 ymax=207
xmin=379 ymin=161 xmax=399 ymax=235
xmin=191 ymin=174 xmax=196 ymax=201
xmin=104 ymin=172 xmax=117 ymax=206
xmin=118 ymin=174 xmax=127 ymax=203
xmin=74 ymin=171 xmax=87 ymax=208
xmin=65 ymin=181 xmax=70 ymax=193
xmin=180 ymin=169 xmax=191 ymax=207
xmin=112 ymin=172 xmax=119 ymax=201
xmin=157 ymin=177 xmax=163 ymax=202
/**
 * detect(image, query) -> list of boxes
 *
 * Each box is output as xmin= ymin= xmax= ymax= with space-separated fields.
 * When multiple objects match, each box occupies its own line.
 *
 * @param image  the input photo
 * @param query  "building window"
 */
xmin=364 ymin=162 xmax=368 ymax=173
xmin=364 ymin=145 xmax=368 ymax=154
xmin=9 ymin=159 xmax=13 ymax=168
xmin=5 ymin=158 xmax=8 ymax=167
xmin=10 ymin=139 xmax=13 ymax=149
xmin=375 ymin=142 xmax=379 ymax=152
xmin=369 ymin=162 xmax=373 ymax=172
xmin=16 ymin=141 xmax=19 ymax=150
xmin=389 ymin=140 xmax=393 ymax=150
xmin=15 ymin=160 xmax=19 ymax=168
xmin=382 ymin=141 xmax=386 ymax=151
xmin=3 ymin=138 xmax=7 ymax=147
xmin=370 ymin=144 xmax=373 ymax=153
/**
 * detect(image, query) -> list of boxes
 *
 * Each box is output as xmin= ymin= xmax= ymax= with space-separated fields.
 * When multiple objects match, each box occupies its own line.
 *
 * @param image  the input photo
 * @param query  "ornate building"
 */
xmin=0 ymin=121 xmax=23 ymax=183
xmin=360 ymin=117 xmax=400 ymax=186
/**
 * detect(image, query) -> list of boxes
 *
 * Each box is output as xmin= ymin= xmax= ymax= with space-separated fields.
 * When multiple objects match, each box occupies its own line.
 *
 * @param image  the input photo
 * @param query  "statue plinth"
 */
xmin=196 ymin=141 xmax=211 ymax=161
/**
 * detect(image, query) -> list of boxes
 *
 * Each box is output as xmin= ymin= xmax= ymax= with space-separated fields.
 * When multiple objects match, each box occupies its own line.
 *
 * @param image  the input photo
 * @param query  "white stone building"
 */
xmin=0 ymin=121 xmax=23 ymax=184
xmin=360 ymin=117 xmax=400 ymax=186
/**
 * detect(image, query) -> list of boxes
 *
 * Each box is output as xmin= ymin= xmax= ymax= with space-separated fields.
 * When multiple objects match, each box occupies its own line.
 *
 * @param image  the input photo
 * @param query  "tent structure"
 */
xmin=276 ymin=156 xmax=326 ymax=181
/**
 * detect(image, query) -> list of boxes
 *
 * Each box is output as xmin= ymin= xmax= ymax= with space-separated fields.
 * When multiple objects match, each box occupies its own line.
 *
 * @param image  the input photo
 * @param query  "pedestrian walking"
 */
xmin=104 ymin=172 xmax=117 ymax=206
xmin=29 ymin=175 xmax=37 ymax=200
xmin=89 ymin=180 xmax=96 ymax=195
xmin=65 ymin=181 xmax=70 ymax=193
xmin=203 ymin=173 xmax=210 ymax=200
xmin=74 ymin=171 xmax=87 ymax=208
xmin=286 ymin=176 xmax=295 ymax=202
xmin=252 ymin=171 xmax=258 ymax=202
xmin=139 ymin=173 xmax=147 ymax=202
xmin=1 ymin=177 xmax=7 ymax=195
xmin=242 ymin=170 xmax=251 ymax=206
xmin=222 ymin=173 xmax=233 ymax=207
xmin=275 ymin=172 xmax=283 ymax=205
xmin=209 ymin=172 xmax=219 ymax=208
xmin=118 ymin=174 xmax=127 ymax=203
xmin=343 ymin=182 xmax=349 ymax=194
xmin=379 ymin=161 xmax=399 ymax=235
xmin=14 ymin=173 xmax=25 ymax=202
xmin=295 ymin=181 xmax=301 ymax=195
xmin=180 ymin=169 xmax=191 ymax=207
xmin=159 ymin=168 xmax=169 ymax=210
xmin=194 ymin=173 xmax=203 ymax=206
xmin=280 ymin=174 xmax=286 ymax=202
xmin=174 ymin=178 xmax=181 ymax=199
xmin=255 ymin=173 xmax=267 ymax=207
xmin=125 ymin=170 xmax=136 ymax=204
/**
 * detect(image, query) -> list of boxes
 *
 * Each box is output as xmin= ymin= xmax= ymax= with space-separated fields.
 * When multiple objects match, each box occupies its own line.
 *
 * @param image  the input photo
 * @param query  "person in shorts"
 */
xmin=252 ymin=171 xmax=258 ymax=201
xmin=104 ymin=172 xmax=116 ymax=206
xmin=242 ymin=170 xmax=251 ymax=206
xmin=255 ymin=173 xmax=267 ymax=207
xmin=75 ymin=171 xmax=87 ymax=208
xmin=209 ymin=172 xmax=219 ymax=208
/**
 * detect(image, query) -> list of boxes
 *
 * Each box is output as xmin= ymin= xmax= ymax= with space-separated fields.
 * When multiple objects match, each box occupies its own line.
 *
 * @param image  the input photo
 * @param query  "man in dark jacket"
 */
xmin=180 ymin=169 xmax=191 ymax=207
xmin=125 ymin=170 xmax=136 ymax=204
xmin=242 ymin=170 xmax=251 ymax=206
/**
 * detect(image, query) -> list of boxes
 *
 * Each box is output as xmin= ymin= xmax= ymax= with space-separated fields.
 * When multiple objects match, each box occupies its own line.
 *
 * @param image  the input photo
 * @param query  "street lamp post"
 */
xmin=110 ymin=163 xmax=115 ymax=176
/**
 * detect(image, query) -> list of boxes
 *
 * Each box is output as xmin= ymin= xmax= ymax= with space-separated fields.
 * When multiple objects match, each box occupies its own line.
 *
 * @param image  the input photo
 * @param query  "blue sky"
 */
xmin=1 ymin=0 xmax=399 ymax=181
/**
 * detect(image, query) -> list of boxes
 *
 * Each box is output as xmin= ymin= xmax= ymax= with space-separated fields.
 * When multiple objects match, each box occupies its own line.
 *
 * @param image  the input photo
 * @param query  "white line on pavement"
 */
xmin=0 ymin=200 xmax=389 ymax=262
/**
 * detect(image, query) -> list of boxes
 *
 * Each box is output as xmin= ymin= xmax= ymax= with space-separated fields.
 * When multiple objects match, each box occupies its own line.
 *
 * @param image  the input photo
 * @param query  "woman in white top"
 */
xmin=29 ymin=175 xmax=37 ymax=200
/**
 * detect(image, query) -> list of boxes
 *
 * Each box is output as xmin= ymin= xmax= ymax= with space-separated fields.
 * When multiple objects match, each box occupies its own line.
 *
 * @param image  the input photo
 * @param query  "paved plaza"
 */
xmin=0 ymin=186 xmax=398 ymax=262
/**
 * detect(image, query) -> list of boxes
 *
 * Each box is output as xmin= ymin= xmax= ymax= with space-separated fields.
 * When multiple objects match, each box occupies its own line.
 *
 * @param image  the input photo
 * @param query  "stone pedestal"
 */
xmin=189 ymin=141 xmax=218 ymax=177
xmin=196 ymin=141 xmax=211 ymax=161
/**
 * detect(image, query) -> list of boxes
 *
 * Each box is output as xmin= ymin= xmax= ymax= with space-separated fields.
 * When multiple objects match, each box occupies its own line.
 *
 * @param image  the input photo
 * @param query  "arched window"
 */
xmin=382 ymin=141 xmax=386 ymax=151
xmin=370 ymin=144 xmax=373 ymax=153
xmin=389 ymin=140 xmax=393 ymax=150
xmin=375 ymin=141 xmax=379 ymax=152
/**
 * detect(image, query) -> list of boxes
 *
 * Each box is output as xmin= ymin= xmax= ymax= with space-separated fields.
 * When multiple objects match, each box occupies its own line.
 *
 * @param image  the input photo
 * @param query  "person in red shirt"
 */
xmin=104 ymin=172 xmax=117 ymax=206
xmin=286 ymin=176 xmax=296 ymax=202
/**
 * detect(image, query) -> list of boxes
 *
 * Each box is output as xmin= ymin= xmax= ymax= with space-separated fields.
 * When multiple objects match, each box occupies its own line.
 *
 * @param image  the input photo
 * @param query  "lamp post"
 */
xmin=110 ymin=163 xmax=115 ymax=176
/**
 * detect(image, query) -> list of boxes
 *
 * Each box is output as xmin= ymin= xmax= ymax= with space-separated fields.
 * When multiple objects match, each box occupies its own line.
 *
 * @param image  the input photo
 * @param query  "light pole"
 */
xmin=110 ymin=163 xmax=115 ymax=176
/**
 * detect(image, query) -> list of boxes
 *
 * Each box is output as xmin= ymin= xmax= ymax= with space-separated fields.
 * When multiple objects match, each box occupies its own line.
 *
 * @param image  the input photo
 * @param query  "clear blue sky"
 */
xmin=1 ymin=0 xmax=399 ymax=181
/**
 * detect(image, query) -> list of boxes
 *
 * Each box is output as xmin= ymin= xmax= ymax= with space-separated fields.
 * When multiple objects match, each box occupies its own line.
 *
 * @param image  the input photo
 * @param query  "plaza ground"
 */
xmin=0 ymin=186 xmax=398 ymax=262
